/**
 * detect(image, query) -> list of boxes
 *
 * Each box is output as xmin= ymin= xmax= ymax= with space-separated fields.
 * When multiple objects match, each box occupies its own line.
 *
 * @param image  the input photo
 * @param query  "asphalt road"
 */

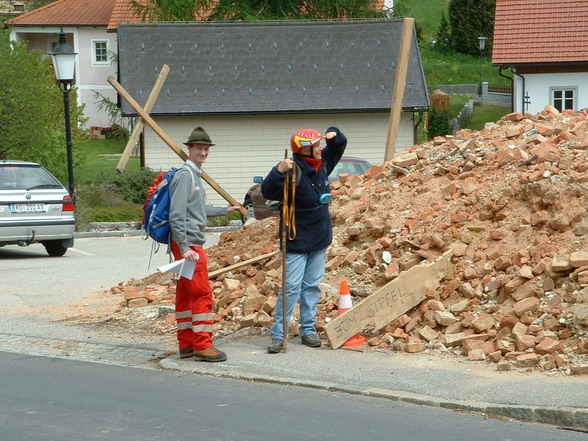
xmin=1 ymin=351 xmax=585 ymax=441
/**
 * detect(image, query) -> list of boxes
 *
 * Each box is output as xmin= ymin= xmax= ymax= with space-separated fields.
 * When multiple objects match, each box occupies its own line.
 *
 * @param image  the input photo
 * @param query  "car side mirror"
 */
xmin=253 ymin=176 xmax=263 ymax=184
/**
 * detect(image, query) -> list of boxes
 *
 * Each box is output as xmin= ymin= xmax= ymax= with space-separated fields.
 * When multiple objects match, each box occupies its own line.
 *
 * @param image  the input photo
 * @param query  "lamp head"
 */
xmin=48 ymin=29 xmax=77 ymax=84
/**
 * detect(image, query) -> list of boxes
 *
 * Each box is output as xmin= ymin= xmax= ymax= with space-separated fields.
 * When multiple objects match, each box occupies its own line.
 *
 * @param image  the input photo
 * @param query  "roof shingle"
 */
xmin=117 ymin=20 xmax=429 ymax=116
xmin=107 ymin=0 xmax=145 ymax=31
xmin=6 ymin=0 xmax=116 ymax=27
xmin=493 ymin=0 xmax=588 ymax=64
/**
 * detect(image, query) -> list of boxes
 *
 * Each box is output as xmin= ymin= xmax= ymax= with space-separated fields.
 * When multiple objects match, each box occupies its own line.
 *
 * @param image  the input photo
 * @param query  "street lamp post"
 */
xmin=48 ymin=29 xmax=77 ymax=197
xmin=478 ymin=36 xmax=487 ymax=97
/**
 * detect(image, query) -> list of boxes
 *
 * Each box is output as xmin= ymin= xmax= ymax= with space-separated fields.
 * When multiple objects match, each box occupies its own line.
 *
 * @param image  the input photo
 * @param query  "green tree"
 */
xmin=0 ymin=29 xmax=85 ymax=184
xmin=132 ymin=0 xmax=383 ymax=21
xmin=435 ymin=11 xmax=451 ymax=52
xmin=448 ymin=0 xmax=494 ymax=56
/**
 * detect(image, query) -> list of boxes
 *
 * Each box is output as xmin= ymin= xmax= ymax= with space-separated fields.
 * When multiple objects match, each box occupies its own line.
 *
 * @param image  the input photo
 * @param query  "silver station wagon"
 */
xmin=0 ymin=161 xmax=75 ymax=256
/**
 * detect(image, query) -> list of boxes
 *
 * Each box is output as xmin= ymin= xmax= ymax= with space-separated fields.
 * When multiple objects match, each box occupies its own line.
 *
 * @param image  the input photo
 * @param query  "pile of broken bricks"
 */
xmin=106 ymin=105 xmax=588 ymax=375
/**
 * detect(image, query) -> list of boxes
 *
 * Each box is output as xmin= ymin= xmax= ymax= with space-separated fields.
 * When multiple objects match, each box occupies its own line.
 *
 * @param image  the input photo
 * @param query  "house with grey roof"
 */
xmin=117 ymin=19 xmax=429 ymax=206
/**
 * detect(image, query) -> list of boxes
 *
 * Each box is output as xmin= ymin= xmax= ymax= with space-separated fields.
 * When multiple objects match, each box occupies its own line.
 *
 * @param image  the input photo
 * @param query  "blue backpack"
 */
xmin=143 ymin=167 xmax=178 ymax=244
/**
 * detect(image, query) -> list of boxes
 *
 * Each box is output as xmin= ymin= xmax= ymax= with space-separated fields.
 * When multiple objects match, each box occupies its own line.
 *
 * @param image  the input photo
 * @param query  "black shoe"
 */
xmin=268 ymin=339 xmax=284 ymax=354
xmin=301 ymin=334 xmax=321 ymax=348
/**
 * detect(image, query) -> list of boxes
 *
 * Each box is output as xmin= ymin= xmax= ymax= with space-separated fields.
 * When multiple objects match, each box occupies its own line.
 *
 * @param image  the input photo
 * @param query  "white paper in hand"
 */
xmin=157 ymin=258 xmax=196 ymax=280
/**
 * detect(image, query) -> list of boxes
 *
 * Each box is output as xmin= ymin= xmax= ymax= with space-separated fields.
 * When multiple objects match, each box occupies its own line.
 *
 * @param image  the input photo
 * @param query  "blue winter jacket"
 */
xmin=261 ymin=126 xmax=347 ymax=254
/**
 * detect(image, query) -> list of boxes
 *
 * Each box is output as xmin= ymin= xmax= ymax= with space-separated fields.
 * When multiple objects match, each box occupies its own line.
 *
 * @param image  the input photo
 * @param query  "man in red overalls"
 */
xmin=169 ymin=127 xmax=238 ymax=362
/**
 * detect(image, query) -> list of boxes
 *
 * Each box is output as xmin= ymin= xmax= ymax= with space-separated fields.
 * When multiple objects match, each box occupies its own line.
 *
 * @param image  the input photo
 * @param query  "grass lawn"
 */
xmin=422 ymin=49 xmax=506 ymax=87
xmin=394 ymin=0 xmax=447 ymax=38
xmin=76 ymin=138 xmax=139 ymax=184
xmin=466 ymin=103 xmax=512 ymax=131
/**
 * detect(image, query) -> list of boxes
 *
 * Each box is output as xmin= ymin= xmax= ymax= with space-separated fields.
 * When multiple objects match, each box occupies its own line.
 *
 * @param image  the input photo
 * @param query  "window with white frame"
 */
xmin=92 ymin=40 xmax=110 ymax=65
xmin=551 ymin=87 xmax=576 ymax=112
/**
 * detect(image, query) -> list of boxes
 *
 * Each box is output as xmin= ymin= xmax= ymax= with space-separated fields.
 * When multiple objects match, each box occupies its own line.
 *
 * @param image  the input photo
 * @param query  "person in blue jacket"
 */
xmin=261 ymin=127 xmax=347 ymax=354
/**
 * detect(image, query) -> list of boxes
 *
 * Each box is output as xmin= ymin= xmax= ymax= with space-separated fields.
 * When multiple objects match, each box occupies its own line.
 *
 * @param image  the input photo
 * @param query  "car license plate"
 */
xmin=10 ymin=203 xmax=47 ymax=213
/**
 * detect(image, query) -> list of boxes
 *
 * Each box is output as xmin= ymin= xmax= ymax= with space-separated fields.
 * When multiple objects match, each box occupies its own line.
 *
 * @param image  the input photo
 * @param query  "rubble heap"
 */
xmin=108 ymin=105 xmax=588 ymax=374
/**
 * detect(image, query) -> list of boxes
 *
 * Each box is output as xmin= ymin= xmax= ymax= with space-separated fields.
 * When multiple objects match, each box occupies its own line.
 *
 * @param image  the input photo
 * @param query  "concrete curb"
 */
xmin=159 ymin=356 xmax=588 ymax=431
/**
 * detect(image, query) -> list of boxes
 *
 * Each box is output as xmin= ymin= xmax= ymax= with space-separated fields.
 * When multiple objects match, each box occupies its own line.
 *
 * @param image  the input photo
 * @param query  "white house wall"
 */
xmin=513 ymin=72 xmax=588 ymax=114
xmin=9 ymin=26 xmax=117 ymax=129
xmin=75 ymin=28 xmax=118 ymax=128
xmin=143 ymin=112 xmax=415 ymax=206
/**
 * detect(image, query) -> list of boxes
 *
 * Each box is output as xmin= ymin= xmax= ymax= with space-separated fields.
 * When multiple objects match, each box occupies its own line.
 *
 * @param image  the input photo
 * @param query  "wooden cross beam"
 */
xmin=108 ymin=75 xmax=247 ymax=216
xmin=384 ymin=18 xmax=414 ymax=161
xmin=116 ymin=64 xmax=170 ymax=173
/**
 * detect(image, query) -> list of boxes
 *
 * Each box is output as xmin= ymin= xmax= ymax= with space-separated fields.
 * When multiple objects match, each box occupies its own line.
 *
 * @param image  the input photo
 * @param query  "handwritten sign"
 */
xmin=325 ymin=251 xmax=452 ymax=348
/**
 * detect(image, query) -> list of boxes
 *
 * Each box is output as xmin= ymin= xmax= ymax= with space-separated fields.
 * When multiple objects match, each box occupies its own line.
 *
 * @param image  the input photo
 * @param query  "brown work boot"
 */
xmin=179 ymin=348 xmax=194 ymax=359
xmin=193 ymin=346 xmax=227 ymax=362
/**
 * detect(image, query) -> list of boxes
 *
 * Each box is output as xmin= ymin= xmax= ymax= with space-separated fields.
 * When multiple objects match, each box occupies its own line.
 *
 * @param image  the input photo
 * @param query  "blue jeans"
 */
xmin=270 ymin=248 xmax=327 ymax=340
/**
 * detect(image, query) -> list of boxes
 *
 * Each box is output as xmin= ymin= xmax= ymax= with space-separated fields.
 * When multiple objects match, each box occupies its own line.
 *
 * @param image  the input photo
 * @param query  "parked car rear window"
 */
xmin=0 ymin=165 xmax=63 ymax=190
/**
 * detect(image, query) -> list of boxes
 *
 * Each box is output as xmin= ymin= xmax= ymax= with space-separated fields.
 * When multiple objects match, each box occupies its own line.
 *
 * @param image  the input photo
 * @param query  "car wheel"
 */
xmin=43 ymin=240 xmax=67 ymax=257
xmin=241 ymin=199 xmax=255 ymax=224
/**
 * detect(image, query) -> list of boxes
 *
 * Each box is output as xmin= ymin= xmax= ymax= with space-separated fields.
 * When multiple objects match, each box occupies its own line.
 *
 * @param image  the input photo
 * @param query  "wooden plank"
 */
xmin=108 ymin=76 xmax=248 ymax=216
xmin=430 ymin=92 xmax=450 ymax=113
xmin=116 ymin=64 xmax=170 ymax=173
xmin=384 ymin=18 xmax=414 ymax=161
xmin=208 ymin=250 xmax=279 ymax=278
xmin=324 ymin=250 xmax=452 ymax=349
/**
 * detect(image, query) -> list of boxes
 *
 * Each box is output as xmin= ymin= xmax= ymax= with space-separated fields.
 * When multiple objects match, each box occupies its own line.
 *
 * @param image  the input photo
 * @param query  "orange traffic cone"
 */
xmin=337 ymin=280 xmax=366 ymax=349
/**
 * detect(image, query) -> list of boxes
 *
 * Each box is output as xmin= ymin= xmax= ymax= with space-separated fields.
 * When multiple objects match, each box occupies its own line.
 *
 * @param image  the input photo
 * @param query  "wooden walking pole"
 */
xmin=281 ymin=149 xmax=289 ymax=352
xmin=116 ymin=64 xmax=170 ymax=173
xmin=108 ymin=76 xmax=247 ymax=217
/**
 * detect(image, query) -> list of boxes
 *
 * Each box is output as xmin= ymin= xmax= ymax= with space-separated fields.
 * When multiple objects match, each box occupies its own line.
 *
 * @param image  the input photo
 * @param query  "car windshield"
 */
xmin=0 ymin=165 xmax=62 ymax=191
xmin=329 ymin=160 xmax=370 ymax=179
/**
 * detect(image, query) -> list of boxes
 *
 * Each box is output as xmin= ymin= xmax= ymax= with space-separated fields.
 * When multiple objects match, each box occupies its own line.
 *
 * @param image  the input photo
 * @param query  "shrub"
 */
xmin=428 ymin=110 xmax=451 ymax=139
xmin=74 ymin=183 xmax=143 ymax=229
xmin=94 ymin=168 xmax=159 ymax=204
xmin=207 ymin=210 xmax=242 ymax=227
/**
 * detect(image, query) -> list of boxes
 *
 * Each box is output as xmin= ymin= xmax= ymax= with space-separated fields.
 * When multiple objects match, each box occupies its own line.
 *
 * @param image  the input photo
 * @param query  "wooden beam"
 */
xmin=208 ymin=250 xmax=279 ymax=278
xmin=116 ymin=64 xmax=170 ymax=173
xmin=108 ymin=76 xmax=248 ymax=217
xmin=324 ymin=250 xmax=452 ymax=349
xmin=384 ymin=18 xmax=414 ymax=162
